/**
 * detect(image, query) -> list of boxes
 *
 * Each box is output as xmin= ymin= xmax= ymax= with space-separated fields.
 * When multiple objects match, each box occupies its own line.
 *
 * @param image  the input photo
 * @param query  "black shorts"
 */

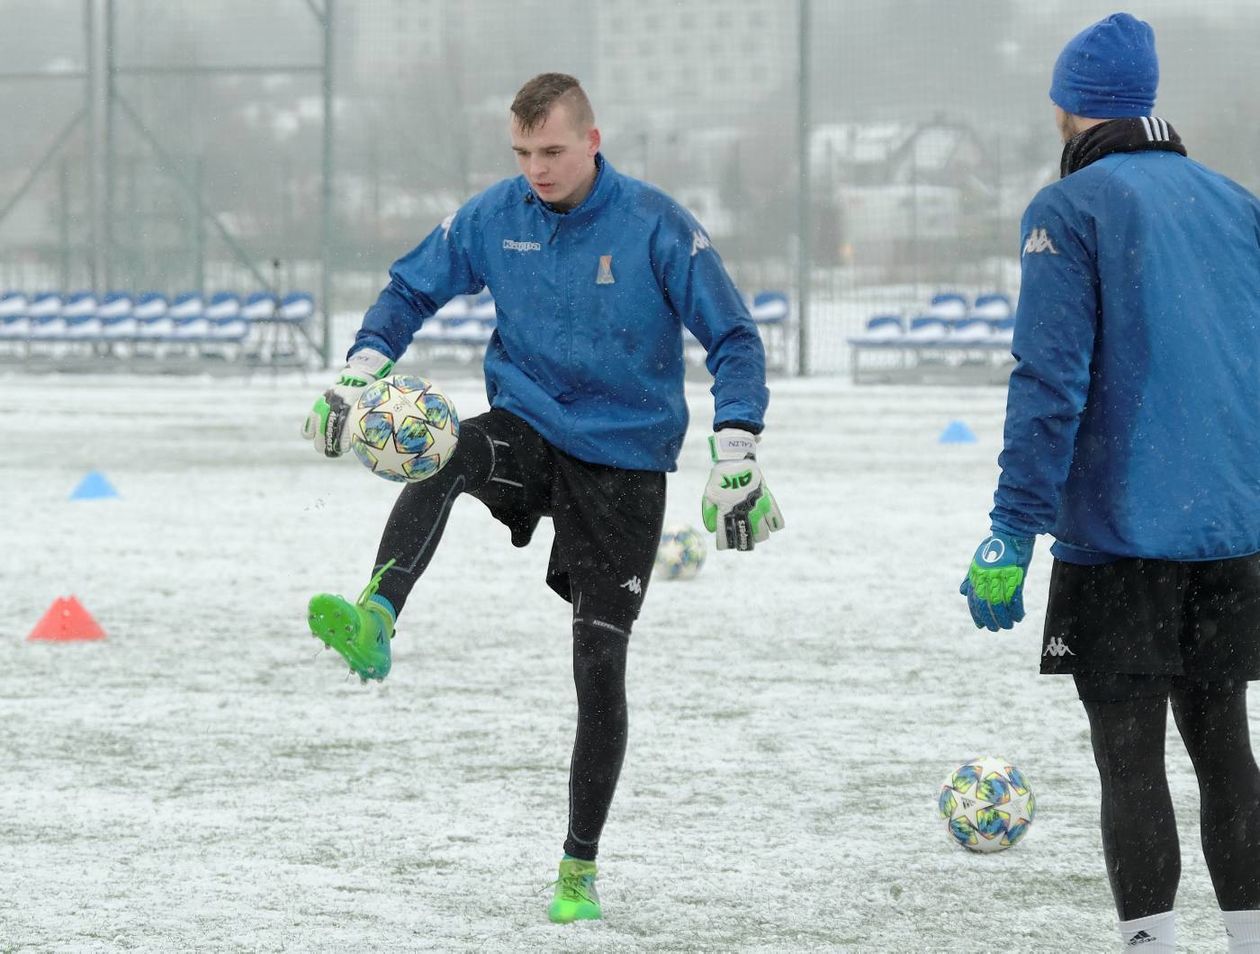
xmin=466 ymin=409 xmax=666 ymax=628
xmin=1041 ymin=554 xmax=1260 ymax=697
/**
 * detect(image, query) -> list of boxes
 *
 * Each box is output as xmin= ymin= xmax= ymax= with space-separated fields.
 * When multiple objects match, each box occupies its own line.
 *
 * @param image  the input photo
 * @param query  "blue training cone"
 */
xmin=70 ymin=470 xmax=119 ymax=500
xmin=938 ymin=420 xmax=977 ymax=444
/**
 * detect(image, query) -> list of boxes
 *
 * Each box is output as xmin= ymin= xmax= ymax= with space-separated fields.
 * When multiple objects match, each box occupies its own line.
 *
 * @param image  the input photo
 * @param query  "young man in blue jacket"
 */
xmin=960 ymin=14 xmax=1260 ymax=952
xmin=301 ymin=73 xmax=783 ymax=924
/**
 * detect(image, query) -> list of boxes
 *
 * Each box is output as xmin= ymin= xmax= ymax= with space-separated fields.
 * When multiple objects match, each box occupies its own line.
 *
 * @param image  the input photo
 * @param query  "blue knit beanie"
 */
xmin=1049 ymin=12 xmax=1158 ymax=118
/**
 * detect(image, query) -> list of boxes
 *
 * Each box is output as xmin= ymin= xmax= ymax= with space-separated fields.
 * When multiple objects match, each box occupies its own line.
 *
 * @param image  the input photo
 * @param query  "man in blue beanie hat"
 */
xmin=1050 ymin=11 xmax=1158 ymax=120
xmin=960 ymin=12 xmax=1260 ymax=953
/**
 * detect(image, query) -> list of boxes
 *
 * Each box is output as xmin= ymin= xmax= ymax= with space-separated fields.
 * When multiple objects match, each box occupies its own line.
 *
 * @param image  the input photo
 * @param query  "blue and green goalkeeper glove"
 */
xmin=702 ymin=428 xmax=785 ymax=551
xmin=960 ymin=530 xmax=1034 ymax=631
xmin=300 ymin=347 xmax=393 ymax=457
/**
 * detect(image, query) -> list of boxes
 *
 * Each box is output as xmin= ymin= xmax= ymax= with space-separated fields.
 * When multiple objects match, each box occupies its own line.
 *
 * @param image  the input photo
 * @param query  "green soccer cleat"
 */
xmin=308 ymin=560 xmax=397 ymax=682
xmin=547 ymin=857 xmax=601 ymax=924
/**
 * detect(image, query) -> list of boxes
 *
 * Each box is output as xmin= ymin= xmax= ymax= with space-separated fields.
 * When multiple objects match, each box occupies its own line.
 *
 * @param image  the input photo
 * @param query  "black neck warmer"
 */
xmin=1060 ymin=116 xmax=1187 ymax=178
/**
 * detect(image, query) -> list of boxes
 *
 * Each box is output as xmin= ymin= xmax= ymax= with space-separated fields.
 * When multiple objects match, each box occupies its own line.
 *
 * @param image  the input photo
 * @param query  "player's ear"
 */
xmin=587 ymin=126 xmax=601 ymax=157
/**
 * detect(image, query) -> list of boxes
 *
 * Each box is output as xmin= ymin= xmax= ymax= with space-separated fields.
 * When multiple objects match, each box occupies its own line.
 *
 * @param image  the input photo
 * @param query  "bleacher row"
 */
xmin=847 ymin=292 xmax=1016 ymax=384
xmin=0 ymin=286 xmax=793 ymax=369
xmin=0 ymin=290 xmax=314 ymax=354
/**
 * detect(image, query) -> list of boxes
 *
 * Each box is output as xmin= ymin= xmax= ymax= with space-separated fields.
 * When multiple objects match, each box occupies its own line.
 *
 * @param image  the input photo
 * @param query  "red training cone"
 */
xmin=27 ymin=596 xmax=107 ymax=642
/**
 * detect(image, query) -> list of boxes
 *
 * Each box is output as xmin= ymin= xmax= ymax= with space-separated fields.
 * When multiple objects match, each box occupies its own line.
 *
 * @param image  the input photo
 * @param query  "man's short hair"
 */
xmin=510 ymin=73 xmax=595 ymax=134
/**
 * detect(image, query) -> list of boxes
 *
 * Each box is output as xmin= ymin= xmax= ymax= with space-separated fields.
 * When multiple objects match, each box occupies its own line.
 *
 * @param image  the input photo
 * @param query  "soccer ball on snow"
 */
xmin=938 ymin=755 xmax=1035 ymax=853
xmin=653 ymin=524 xmax=706 ymax=581
xmin=349 ymin=375 xmax=459 ymax=483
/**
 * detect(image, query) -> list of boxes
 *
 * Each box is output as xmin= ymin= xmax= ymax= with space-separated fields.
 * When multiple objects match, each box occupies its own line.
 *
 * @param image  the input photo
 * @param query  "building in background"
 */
xmin=593 ymin=0 xmax=795 ymax=126
xmin=4 ymin=0 xmax=1259 ymax=373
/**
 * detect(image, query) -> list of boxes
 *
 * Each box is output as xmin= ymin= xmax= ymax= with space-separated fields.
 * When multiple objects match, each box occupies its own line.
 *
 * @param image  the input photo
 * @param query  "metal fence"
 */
xmin=2 ymin=0 xmax=1256 ymax=372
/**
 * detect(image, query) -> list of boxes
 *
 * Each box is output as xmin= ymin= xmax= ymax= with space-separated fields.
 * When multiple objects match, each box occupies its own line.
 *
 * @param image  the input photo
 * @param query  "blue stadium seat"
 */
xmin=60 ymin=291 xmax=99 ymax=342
xmin=167 ymin=293 xmax=210 ymax=344
xmin=991 ymin=314 xmax=1016 ymax=345
xmin=926 ymin=292 xmax=969 ymax=325
xmin=25 ymin=292 xmax=64 ymax=341
xmin=204 ymin=293 xmax=248 ymax=344
xmin=750 ymin=290 xmax=789 ymax=325
xmin=0 ymin=291 xmax=26 ymax=316
xmin=165 ymin=293 xmax=209 ymax=345
xmin=852 ymin=314 xmax=904 ymax=343
xmin=971 ymin=293 xmax=1013 ymax=320
xmin=276 ymin=292 xmax=314 ymax=325
xmin=252 ymin=290 xmax=316 ymax=364
xmin=132 ymin=292 xmax=172 ymax=342
xmin=929 ymin=292 xmax=968 ymax=309
xmin=96 ymin=292 xmax=136 ymax=344
xmin=241 ymin=291 xmax=276 ymax=322
xmin=950 ymin=316 xmax=997 ymax=343
xmin=750 ymin=290 xmax=792 ymax=370
xmin=907 ymin=315 xmax=950 ymax=343
xmin=0 ymin=292 xmax=29 ymax=344
xmin=205 ymin=292 xmax=240 ymax=319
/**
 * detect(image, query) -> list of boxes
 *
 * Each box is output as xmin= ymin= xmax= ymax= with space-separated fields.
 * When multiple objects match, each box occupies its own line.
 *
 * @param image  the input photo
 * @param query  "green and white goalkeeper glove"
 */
xmin=300 ymin=347 xmax=394 ymax=457
xmin=702 ymin=428 xmax=785 ymax=551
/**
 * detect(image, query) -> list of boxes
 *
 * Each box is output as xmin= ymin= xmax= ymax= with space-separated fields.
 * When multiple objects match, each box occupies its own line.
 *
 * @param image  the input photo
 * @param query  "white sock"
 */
xmin=1223 ymin=909 xmax=1260 ymax=952
xmin=1117 ymin=910 xmax=1176 ymax=951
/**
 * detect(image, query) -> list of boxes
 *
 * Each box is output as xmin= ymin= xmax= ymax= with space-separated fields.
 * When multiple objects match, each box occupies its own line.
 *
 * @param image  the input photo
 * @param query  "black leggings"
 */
xmin=371 ymin=419 xmax=630 ymax=862
xmin=565 ymin=615 xmax=629 ymax=861
xmin=1080 ymin=681 xmax=1260 ymax=918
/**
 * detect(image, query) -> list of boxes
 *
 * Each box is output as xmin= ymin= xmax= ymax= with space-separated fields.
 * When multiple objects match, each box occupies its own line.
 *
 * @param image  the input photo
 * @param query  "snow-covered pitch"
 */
xmin=0 ymin=372 xmax=1240 ymax=952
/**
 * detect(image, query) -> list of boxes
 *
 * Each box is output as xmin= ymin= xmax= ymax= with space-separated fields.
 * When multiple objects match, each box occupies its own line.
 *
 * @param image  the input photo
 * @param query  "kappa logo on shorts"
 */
xmin=619 ymin=576 xmax=642 ymax=595
xmin=1043 ymin=637 xmax=1076 ymax=657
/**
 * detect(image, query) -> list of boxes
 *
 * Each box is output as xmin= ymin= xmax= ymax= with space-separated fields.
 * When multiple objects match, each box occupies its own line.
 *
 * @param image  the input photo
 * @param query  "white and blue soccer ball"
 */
xmin=653 ymin=524 xmax=707 ymax=581
xmin=938 ymin=755 xmax=1036 ymax=853
xmin=349 ymin=375 xmax=459 ymax=483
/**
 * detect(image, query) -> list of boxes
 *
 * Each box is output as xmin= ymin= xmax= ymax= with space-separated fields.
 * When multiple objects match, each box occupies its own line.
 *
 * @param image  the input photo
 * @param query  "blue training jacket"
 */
xmin=350 ymin=155 xmax=768 ymax=472
xmin=992 ymin=151 xmax=1260 ymax=562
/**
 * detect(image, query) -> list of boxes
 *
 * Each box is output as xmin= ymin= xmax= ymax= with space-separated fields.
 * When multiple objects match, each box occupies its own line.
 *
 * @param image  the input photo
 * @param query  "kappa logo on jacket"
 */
xmin=503 ymin=238 xmax=542 ymax=253
xmin=1022 ymin=228 xmax=1059 ymax=256
xmin=690 ymin=229 xmax=712 ymax=256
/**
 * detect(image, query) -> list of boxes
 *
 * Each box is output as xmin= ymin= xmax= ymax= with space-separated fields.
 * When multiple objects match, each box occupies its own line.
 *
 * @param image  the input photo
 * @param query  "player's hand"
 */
xmin=960 ymin=530 xmax=1035 ymax=631
xmin=701 ymin=428 xmax=784 ymax=551
xmin=300 ymin=348 xmax=394 ymax=457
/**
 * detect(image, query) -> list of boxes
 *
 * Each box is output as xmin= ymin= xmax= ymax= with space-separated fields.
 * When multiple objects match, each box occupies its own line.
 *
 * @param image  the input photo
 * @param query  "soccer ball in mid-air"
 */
xmin=349 ymin=375 xmax=459 ymax=482
xmin=938 ymin=755 xmax=1036 ymax=853
xmin=653 ymin=524 xmax=706 ymax=581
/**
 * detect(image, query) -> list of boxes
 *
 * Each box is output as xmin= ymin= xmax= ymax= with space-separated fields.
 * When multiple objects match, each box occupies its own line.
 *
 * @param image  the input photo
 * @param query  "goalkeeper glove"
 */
xmin=300 ymin=347 xmax=394 ymax=457
xmin=960 ymin=529 xmax=1035 ymax=631
xmin=702 ymin=428 xmax=785 ymax=552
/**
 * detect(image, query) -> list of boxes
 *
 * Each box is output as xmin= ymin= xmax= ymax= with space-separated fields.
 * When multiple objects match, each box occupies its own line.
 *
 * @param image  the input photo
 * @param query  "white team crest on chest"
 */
xmin=596 ymin=255 xmax=615 ymax=285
